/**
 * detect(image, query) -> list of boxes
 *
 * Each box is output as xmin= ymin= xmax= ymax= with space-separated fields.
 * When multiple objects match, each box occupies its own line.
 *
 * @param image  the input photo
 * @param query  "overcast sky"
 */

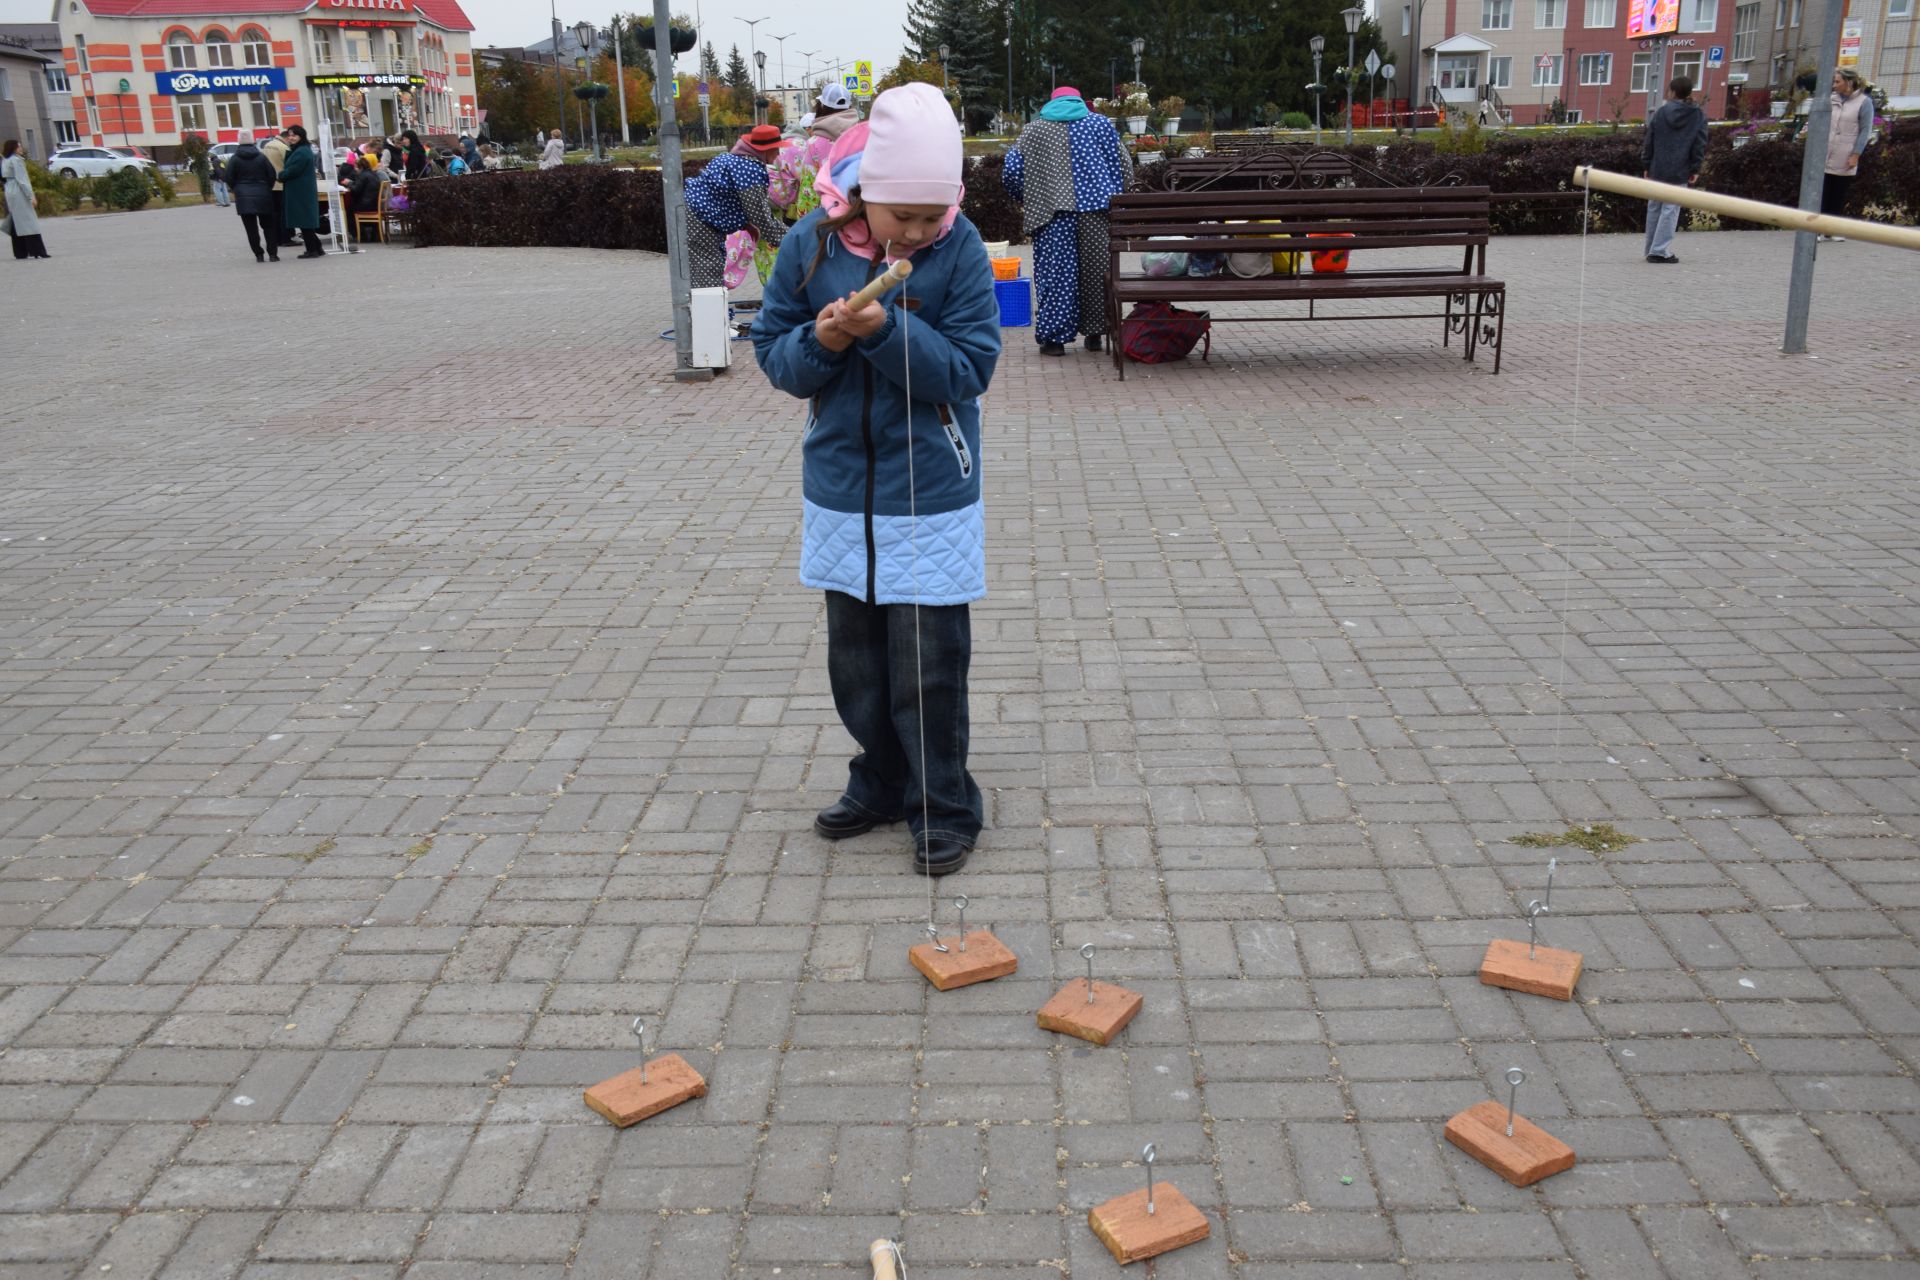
xmin=0 ymin=0 xmax=908 ymax=90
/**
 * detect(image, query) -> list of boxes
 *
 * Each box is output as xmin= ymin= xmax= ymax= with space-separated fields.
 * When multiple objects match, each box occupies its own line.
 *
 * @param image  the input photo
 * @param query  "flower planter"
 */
xmin=1165 ymin=119 xmax=1181 ymax=136
xmin=1128 ymin=116 xmax=1149 ymax=135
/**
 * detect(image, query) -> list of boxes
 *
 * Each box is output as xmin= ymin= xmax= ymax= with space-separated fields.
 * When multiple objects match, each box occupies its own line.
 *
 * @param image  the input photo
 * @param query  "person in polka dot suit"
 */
xmin=683 ymin=125 xmax=789 ymax=289
xmin=1002 ymin=87 xmax=1133 ymax=356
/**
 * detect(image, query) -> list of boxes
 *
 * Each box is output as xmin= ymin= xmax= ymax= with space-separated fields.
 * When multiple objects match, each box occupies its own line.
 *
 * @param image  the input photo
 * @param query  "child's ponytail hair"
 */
xmin=801 ymin=186 xmax=864 ymax=288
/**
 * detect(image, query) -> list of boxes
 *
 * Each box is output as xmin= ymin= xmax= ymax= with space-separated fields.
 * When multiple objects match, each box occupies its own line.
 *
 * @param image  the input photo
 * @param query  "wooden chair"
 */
xmin=352 ymin=182 xmax=389 ymax=245
xmin=383 ymin=182 xmax=415 ymax=241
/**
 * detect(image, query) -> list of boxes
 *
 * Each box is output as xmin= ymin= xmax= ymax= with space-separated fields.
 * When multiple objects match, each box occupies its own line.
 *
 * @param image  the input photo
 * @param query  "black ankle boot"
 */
xmin=913 ymin=834 xmax=972 ymax=876
xmin=814 ymin=799 xmax=899 ymax=840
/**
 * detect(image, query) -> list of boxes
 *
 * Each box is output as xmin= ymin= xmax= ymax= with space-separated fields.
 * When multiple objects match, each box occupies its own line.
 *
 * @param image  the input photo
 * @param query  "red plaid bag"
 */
xmin=1119 ymin=301 xmax=1211 ymax=364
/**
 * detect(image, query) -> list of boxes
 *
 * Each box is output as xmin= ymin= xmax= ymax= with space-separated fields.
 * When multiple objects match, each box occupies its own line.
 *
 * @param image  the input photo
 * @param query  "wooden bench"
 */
xmin=1105 ymin=185 xmax=1506 ymax=379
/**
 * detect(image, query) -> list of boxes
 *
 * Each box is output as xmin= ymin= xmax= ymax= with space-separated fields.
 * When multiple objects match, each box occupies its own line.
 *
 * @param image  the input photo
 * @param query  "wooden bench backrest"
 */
xmin=1109 ymin=186 xmax=1491 ymax=259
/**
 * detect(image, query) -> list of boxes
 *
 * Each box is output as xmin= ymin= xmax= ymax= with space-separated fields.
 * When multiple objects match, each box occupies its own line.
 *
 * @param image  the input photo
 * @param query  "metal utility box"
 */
xmin=689 ymin=287 xmax=733 ymax=369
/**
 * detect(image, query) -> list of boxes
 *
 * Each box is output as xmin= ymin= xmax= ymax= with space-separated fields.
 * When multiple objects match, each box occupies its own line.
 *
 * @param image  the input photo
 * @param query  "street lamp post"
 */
xmin=1309 ymin=34 xmax=1325 ymax=143
xmin=1342 ymin=6 xmax=1364 ymax=145
xmin=769 ymin=31 xmax=792 ymax=122
xmin=549 ymin=0 xmax=567 ymax=150
xmin=753 ymin=49 xmax=766 ymax=124
xmin=575 ymin=21 xmax=601 ymax=160
xmin=737 ymin=14 xmax=767 ymax=122
xmin=611 ymin=15 xmax=630 ymax=144
xmin=1130 ymin=35 xmax=1144 ymax=88
xmin=1005 ymin=7 xmax=1013 ymax=124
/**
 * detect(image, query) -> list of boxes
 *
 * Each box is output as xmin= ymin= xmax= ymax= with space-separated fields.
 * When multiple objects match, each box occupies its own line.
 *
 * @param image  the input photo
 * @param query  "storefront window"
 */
xmin=177 ymin=98 xmax=206 ymax=130
xmin=250 ymin=93 xmax=278 ymax=128
xmin=214 ymin=94 xmax=243 ymax=128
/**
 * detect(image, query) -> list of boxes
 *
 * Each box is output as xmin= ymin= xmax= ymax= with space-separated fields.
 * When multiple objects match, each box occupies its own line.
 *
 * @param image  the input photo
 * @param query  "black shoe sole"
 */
xmin=814 ymin=816 xmax=881 ymax=840
xmin=912 ymin=845 xmax=973 ymax=876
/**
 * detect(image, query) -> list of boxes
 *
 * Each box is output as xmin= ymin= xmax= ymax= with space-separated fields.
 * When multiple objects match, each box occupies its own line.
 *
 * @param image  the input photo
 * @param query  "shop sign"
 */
xmin=157 ymin=67 xmax=289 ymax=94
xmin=307 ymin=71 xmax=426 ymax=86
xmin=1838 ymin=19 xmax=1862 ymax=66
xmin=318 ymin=0 xmax=413 ymax=10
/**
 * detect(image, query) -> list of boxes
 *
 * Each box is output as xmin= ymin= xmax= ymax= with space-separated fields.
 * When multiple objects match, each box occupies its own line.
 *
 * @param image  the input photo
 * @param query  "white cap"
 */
xmin=817 ymin=82 xmax=853 ymax=110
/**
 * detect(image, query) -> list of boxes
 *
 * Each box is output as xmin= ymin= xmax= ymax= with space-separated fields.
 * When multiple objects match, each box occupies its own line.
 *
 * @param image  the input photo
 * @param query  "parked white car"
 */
xmin=48 ymin=146 xmax=154 ymax=179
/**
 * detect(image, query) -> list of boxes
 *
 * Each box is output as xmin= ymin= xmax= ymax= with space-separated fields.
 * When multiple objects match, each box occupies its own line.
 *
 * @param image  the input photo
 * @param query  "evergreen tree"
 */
xmin=900 ymin=0 xmax=999 ymax=128
xmin=700 ymin=41 xmax=722 ymax=86
xmin=723 ymin=43 xmax=753 ymax=113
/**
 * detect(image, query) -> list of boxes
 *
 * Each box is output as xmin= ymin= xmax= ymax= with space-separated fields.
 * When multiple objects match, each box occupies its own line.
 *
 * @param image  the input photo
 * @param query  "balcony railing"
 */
xmin=309 ymin=54 xmax=420 ymax=76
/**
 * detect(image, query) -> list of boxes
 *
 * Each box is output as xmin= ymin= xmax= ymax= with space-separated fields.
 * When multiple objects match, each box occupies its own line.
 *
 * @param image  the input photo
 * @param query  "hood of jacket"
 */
xmin=1655 ymin=98 xmax=1703 ymax=130
xmin=811 ymin=107 xmax=861 ymax=141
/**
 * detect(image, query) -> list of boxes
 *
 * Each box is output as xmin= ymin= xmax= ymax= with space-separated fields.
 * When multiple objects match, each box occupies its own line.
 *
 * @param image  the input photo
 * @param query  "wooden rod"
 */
xmin=1573 ymin=166 xmax=1920 ymax=252
xmin=869 ymin=1238 xmax=901 ymax=1280
xmin=847 ymin=258 xmax=915 ymax=310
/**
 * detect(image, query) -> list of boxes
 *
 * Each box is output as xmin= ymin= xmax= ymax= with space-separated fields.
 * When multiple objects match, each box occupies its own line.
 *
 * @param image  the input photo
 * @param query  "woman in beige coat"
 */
xmin=1817 ymin=68 xmax=1875 ymax=241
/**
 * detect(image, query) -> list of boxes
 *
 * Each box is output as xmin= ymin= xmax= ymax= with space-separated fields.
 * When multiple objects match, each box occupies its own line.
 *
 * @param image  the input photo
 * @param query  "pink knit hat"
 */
xmin=1052 ymin=86 xmax=1082 ymax=99
xmin=855 ymin=82 xmax=962 ymax=207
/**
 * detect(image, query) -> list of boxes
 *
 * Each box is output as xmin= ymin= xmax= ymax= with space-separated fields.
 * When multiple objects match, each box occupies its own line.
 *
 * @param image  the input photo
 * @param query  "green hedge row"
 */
xmin=405 ymin=121 xmax=1918 ymax=252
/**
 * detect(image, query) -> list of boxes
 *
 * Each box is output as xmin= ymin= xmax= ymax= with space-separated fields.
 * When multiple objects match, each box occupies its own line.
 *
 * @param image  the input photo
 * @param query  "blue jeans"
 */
xmin=1644 ymin=200 xmax=1680 ymax=258
xmin=212 ymin=177 xmax=230 ymax=207
xmin=825 ymin=590 xmax=983 ymax=847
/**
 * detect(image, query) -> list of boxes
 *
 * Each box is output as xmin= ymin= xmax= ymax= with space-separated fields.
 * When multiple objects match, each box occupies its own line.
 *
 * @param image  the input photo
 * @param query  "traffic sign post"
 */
xmin=1707 ymin=45 xmax=1724 ymax=67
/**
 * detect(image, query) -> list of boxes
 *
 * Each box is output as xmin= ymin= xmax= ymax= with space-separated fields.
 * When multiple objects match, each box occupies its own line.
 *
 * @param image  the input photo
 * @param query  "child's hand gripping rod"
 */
xmin=845 ymin=258 xmax=914 ymax=310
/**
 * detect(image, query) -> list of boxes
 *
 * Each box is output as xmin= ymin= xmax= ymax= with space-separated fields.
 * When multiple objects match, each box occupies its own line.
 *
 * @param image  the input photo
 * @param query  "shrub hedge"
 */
xmin=406 ymin=121 xmax=1919 ymax=253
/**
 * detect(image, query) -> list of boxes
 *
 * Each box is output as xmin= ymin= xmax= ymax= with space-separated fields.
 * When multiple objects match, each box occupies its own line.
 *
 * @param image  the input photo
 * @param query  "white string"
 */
xmin=1548 ymin=185 xmax=1594 ymax=772
xmin=886 ymin=242 xmax=938 ymax=937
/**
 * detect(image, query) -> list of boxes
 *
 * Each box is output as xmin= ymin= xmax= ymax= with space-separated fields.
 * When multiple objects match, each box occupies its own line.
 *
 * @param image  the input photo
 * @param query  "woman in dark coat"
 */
xmin=277 ymin=125 xmax=323 ymax=257
xmin=400 ymin=130 xmax=429 ymax=181
xmin=224 ymin=139 xmax=281 ymax=262
xmin=344 ymin=156 xmax=382 ymax=240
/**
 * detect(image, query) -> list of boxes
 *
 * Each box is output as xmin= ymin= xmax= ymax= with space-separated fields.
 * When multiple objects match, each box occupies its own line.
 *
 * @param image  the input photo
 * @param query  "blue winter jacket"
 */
xmin=752 ymin=208 xmax=1002 ymax=605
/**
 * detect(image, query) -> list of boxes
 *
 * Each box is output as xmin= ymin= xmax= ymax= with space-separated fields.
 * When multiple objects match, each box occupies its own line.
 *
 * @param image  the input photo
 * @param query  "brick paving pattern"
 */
xmin=2 ymin=204 xmax=1918 ymax=1278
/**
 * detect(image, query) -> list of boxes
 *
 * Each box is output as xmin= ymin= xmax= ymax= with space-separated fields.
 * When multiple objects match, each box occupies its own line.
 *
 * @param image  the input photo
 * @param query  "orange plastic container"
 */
xmin=990 ymin=256 xmax=1022 ymax=281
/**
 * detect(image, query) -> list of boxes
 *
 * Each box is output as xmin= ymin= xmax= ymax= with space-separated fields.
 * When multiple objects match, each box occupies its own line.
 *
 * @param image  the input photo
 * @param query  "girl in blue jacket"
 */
xmin=752 ymin=83 xmax=1002 ymax=876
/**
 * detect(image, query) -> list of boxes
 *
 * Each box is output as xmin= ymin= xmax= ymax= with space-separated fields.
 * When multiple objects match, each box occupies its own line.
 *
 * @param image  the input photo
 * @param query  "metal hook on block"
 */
xmin=1504 ymin=1066 xmax=1526 ymax=1138
xmin=631 ymin=1017 xmax=647 ymax=1085
xmin=954 ymin=895 xmax=969 ymax=953
xmin=1142 ymin=1142 xmax=1157 ymax=1215
xmin=925 ymin=922 xmax=949 ymax=955
xmin=1080 ymin=942 xmax=1097 ymax=1004
xmin=1525 ymin=899 xmax=1548 ymax=960
xmin=1543 ymin=856 xmax=1557 ymax=912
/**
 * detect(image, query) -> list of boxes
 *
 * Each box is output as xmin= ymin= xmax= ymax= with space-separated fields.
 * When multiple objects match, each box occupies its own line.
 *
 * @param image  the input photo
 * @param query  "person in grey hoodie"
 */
xmin=1640 ymin=76 xmax=1707 ymax=264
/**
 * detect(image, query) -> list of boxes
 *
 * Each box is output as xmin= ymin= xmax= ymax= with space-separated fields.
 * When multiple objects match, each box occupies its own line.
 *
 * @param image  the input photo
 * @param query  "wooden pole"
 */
xmin=1572 ymin=166 xmax=1920 ymax=252
xmin=845 ymin=258 xmax=914 ymax=309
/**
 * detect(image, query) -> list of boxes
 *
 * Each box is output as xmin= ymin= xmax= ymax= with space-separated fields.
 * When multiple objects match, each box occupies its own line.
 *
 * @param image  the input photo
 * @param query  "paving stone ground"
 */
xmin=2 ymin=201 xmax=1919 ymax=1278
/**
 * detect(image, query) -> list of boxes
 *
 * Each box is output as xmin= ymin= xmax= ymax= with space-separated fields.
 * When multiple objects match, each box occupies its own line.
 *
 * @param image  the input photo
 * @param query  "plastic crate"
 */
xmin=994 ymin=277 xmax=1032 ymax=327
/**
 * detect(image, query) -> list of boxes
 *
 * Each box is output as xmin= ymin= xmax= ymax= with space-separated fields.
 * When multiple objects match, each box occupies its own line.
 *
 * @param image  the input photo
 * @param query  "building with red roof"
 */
xmin=53 ymin=0 xmax=478 ymax=160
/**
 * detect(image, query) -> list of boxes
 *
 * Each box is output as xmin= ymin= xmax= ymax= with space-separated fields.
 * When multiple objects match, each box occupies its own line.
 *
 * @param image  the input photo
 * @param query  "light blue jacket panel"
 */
xmin=752 ymin=208 xmax=1002 ymax=604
